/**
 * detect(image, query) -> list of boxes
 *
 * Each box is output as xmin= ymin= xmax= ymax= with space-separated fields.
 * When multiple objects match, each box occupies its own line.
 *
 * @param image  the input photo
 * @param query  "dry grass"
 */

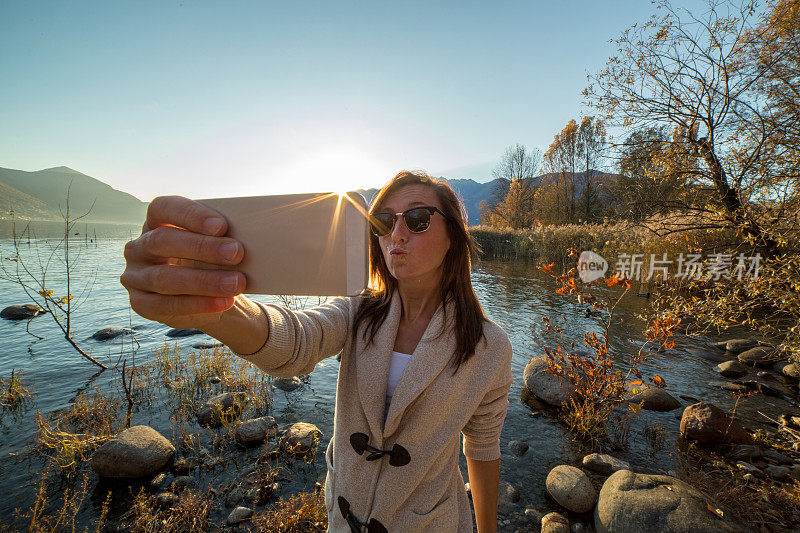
xmin=250 ymin=489 xmax=328 ymax=532
xmin=32 ymin=388 xmax=124 ymax=472
xmin=470 ymin=217 xmax=736 ymax=269
xmin=122 ymin=487 xmax=213 ymax=533
xmin=677 ymin=443 xmax=800 ymax=532
xmin=0 ymin=368 xmax=32 ymax=421
xmin=23 ymin=469 xmax=105 ymax=533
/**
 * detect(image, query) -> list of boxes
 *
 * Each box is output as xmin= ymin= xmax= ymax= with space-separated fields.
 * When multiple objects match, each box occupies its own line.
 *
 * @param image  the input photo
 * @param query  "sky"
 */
xmin=1 ymin=0 xmax=709 ymax=202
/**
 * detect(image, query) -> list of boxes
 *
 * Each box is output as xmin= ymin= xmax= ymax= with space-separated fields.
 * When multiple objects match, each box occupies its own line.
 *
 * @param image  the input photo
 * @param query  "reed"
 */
xmin=0 ymin=368 xmax=31 ymax=420
xmin=250 ymin=489 xmax=327 ymax=532
xmin=122 ymin=487 xmax=213 ymax=532
xmin=470 ymin=217 xmax=736 ymax=268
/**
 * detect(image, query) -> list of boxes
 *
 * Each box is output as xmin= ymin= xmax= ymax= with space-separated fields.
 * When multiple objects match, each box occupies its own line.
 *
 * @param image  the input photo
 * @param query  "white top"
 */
xmin=384 ymin=350 xmax=412 ymax=423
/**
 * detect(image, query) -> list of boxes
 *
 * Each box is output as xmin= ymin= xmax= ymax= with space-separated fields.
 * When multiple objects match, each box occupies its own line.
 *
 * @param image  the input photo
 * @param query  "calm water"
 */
xmin=0 ymin=237 xmax=795 ymax=529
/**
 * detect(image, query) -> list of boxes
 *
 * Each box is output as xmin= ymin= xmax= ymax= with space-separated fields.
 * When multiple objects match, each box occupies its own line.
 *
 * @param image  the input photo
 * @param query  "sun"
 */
xmin=275 ymin=147 xmax=388 ymax=194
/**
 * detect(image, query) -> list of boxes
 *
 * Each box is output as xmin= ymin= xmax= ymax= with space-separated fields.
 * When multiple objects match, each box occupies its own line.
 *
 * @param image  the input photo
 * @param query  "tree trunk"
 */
xmin=696 ymin=138 xmax=779 ymax=258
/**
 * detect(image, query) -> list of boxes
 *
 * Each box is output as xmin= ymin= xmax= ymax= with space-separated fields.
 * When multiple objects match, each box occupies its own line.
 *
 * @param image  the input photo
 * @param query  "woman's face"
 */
xmin=377 ymin=184 xmax=451 ymax=285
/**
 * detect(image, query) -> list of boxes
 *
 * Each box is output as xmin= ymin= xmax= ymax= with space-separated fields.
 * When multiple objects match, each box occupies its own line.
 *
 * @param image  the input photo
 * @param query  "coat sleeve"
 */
xmin=461 ymin=331 xmax=513 ymax=461
xmin=231 ymin=296 xmax=354 ymax=378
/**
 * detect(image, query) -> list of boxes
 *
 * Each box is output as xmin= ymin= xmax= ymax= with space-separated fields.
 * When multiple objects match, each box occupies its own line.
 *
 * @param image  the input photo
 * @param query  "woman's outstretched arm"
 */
xmin=467 ymin=456 xmax=499 ymax=533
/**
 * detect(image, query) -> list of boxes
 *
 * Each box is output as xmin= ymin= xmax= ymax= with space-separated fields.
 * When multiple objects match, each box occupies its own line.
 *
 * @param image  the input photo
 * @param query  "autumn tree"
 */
xmin=585 ymin=0 xmax=791 ymax=256
xmin=480 ymin=143 xmax=541 ymax=228
xmin=577 ymin=117 xmax=607 ymax=222
xmin=544 ymin=120 xmax=581 ymax=223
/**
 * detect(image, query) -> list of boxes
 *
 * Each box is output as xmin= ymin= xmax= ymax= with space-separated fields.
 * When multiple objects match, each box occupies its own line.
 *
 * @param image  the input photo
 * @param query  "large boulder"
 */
xmin=1 ymin=304 xmax=45 ymax=320
xmin=523 ymin=355 xmax=573 ymax=406
xmin=680 ymin=402 xmax=753 ymax=445
xmin=595 ymin=470 xmax=745 ymax=533
xmin=197 ymin=392 xmax=249 ymax=428
xmin=91 ymin=425 xmax=174 ymax=479
xmin=278 ymin=422 xmax=322 ymax=459
xmin=738 ymin=346 xmax=778 ymax=367
xmin=545 ymin=465 xmax=597 ymax=514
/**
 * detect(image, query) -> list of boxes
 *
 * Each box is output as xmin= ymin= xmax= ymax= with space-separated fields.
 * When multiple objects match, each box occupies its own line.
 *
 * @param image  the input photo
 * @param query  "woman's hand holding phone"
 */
xmin=120 ymin=195 xmax=248 ymax=331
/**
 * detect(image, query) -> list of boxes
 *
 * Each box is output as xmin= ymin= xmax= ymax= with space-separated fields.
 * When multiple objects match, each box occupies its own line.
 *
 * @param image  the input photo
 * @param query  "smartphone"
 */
xmin=196 ymin=192 xmax=368 ymax=296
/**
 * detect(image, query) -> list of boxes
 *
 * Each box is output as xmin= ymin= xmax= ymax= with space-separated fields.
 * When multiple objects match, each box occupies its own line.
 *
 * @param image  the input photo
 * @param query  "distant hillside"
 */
xmin=0 ymin=166 xmax=147 ymax=224
xmin=356 ymin=172 xmax=620 ymax=225
xmin=356 ymin=178 xmax=497 ymax=225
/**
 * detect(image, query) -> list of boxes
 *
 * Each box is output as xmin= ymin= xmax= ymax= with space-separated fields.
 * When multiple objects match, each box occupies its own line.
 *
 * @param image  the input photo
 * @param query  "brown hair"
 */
xmin=352 ymin=170 xmax=487 ymax=375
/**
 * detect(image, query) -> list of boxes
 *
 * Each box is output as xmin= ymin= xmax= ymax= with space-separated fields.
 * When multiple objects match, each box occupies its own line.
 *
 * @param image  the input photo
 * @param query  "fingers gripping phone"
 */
xmin=196 ymin=192 xmax=369 ymax=296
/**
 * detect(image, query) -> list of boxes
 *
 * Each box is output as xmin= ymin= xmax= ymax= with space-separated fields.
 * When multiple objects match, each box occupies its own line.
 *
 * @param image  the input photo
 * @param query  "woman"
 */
xmin=120 ymin=170 xmax=513 ymax=532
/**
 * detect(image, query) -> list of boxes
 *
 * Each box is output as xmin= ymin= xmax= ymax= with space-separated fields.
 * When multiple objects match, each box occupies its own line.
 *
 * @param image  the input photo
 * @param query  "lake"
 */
xmin=0 ymin=237 xmax=794 ymax=530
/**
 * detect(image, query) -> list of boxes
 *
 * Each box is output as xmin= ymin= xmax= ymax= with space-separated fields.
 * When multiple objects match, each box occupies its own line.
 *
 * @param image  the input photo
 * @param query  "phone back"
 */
xmin=197 ymin=192 xmax=368 ymax=296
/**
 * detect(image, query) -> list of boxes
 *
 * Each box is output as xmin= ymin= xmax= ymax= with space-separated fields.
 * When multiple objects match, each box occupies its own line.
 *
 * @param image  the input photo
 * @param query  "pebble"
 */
xmin=763 ymin=449 xmax=793 ymax=465
xmin=541 ymin=512 xmax=570 ymax=533
xmin=765 ymin=465 xmax=789 ymax=479
xmin=274 ymin=376 xmax=302 ymax=392
xmin=524 ymin=507 xmax=543 ymax=525
xmin=582 ymin=453 xmax=630 ymax=475
xmin=153 ymin=492 xmax=178 ymax=508
xmin=226 ymin=506 xmax=253 ymax=525
xmin=171 ymin=475 xmax=195 ymax=492
xmin=508 ymin=440 xmax=529 ymax=457
xmin=736 ymin=461 xmax=762 ymax=475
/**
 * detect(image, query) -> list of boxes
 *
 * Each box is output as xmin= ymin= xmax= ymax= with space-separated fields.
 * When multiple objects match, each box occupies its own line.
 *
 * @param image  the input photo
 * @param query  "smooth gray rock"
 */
xmin=764 ymin=465 xmax=789 ymax=479
xmin=595 ymin=470 xmax=745 ymax=533
xmin=274 ymin=376 xmax=302 ymax=392
xmin=226 ymin=506 xmax=253 ymax=525
xmin=191 ymin=341 xmax=223 ymax=349
xmin=91 ymin=327 xmax=130 ymax=341
xmin=582 ymin=453 xmax=630 ymax=475
xmin=278 ymin=422 xmax=322 ymax=459
xmin=196 ymin=392 xmax=248 ymax=428
xmin=717 ymin=339 xmax=760 ymax=354
xmin=523 ymin=355 xmax=573 ymax=406
xmin=1 ymin=304 xmax=45 ymax=320
xmin=91 ymin=425 xmax=175 ymax=479
xmin=716 ymin=360 xmax=748 ymax=378
xmin=629 ymin=386 xmax=681 ymax=411
xmin=542 ymin=512 xmax=570 ymax=533
xmin=762 ymin=449 xmax=792 ymax=465
xmin=235 ymin=416 xmax=277 ymax=445
xmin=738 ymin=346 xmax=777 ymax=367
xmin=546 ymin=465 xmax=597 ymax=513
xmin=165 ymin=328 xmax=204 ymax=338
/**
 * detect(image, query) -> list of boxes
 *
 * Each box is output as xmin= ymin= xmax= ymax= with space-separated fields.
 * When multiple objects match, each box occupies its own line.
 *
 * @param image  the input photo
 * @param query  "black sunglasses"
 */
xmin=369 ymin=206 xmax=448 ymax=237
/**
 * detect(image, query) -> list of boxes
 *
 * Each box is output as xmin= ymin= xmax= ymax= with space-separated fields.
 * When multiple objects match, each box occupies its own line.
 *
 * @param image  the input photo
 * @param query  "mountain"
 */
xmin=355 ymin=177 xmax=497 ymax=225
xmin=0 ymin=166 xmax=147 ymax=224
xmin=356 ymin=171 xmax=622 ymax=225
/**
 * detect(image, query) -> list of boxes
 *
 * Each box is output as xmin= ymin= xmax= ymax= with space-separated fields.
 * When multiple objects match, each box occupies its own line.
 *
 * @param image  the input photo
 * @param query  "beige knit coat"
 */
xmin=233 ymin=290 xmax=513 ymax=532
